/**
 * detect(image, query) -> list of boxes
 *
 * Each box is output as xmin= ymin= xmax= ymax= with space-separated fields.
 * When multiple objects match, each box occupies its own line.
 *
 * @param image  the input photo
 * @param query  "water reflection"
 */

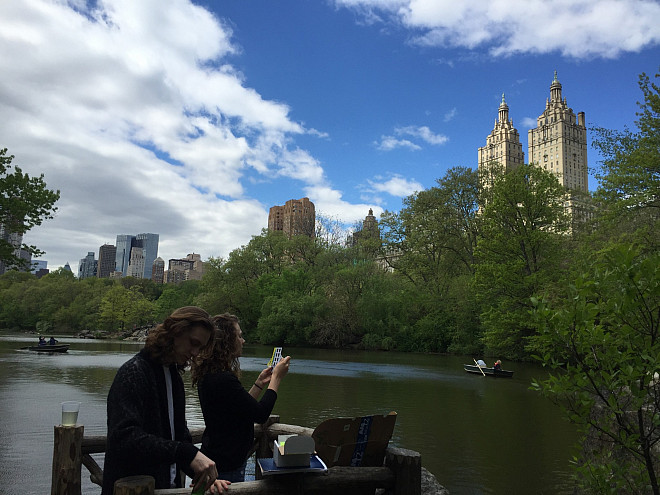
xmin=0 ymin=334 xmax=577 ymax=495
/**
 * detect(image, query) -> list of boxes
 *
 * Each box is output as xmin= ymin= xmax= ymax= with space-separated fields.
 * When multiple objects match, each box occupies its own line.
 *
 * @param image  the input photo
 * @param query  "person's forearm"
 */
xmin=248 ymin=381 xmax=262 ymax=399
xmin=267 ymin=376 xmax=282 ymax=393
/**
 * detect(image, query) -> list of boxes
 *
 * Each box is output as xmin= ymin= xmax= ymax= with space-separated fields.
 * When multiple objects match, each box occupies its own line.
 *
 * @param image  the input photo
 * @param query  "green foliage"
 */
xmin=530 ymin=245 xmax=660 ymax=494
xmin=593 ymin=70 xmax=660 ymax=217
xmin=153 ymin=281 xmax=201 ymax=321
xmin=0 ymin=148 xmax=60 ymax=270
xmin=474 ymin=163 xmax=571 ymax=359
xmin=99 ymin=284 xmax=154 ymax=333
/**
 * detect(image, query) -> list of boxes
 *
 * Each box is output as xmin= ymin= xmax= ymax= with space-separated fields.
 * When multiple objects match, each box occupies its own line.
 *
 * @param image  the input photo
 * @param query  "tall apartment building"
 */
xmin=136 ymin=233 xmax=159 ymax=279
xmin=115 ymin=235 xmax=133 ymax=277
xmin=165 ymin=253 xmax=204 ymax=284
xmin=478 ymin=93 xmax=525 ymax=187
xmin=114 ymin=233 xmax=159 ymax=279
xmin=151 ymin=257 xmax=165 ymax=284
xmin=351 ymin=208 xmax=380 ymax=246
xmin=97 ymin=244 xmax=117 ymax=278
xmin=127 ymin=247 xmax=145 ymax=278
xmin=0 ymin=222 xmax=30 ymax=275
xmin=528 ymin=71 xmax=588 ymax=192
xmin=32 ymin=260 xmax=49 ymax=279
xmin=268 ymin=197 xmax=316 ymax=238
xmin=78 ymin=251 xmax=97 ymax=279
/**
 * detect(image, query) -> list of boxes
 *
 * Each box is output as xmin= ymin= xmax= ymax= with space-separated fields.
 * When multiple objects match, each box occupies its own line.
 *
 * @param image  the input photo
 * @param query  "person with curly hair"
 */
xmin=192 ymin=313 xmax=290 ymax=482
xmin=102 ymin=306 xmax=230 ymax=495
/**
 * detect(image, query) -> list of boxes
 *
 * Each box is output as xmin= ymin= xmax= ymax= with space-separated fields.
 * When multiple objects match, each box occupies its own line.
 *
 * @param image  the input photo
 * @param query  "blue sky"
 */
xmin=1 ymin=0 xmax=659 ymax=273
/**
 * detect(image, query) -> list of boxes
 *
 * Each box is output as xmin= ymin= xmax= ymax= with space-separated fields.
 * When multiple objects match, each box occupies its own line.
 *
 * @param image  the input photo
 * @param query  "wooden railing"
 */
xmin=51 ymin=416 xmax=421 ymax=495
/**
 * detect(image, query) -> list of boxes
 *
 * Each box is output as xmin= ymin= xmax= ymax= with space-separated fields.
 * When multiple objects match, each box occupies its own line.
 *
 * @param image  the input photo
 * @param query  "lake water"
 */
xmin=0 ymin=334 xmax=578 ymax=494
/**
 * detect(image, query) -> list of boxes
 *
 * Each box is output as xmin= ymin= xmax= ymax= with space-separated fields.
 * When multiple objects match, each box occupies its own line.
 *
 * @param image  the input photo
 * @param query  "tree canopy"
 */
xmin=0 ymin=148 xmax=60 ymax=270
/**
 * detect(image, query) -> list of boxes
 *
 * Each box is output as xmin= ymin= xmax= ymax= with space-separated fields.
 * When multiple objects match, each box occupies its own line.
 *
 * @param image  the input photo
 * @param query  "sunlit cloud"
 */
xmin=397 ymin=125 xmax=449 ymax=145
xmin=0 ymin=0 xmax=332 ymax=268
xmin=333 ymin=0 xmax=660 ymax=58
xmin=366 ymin=174 xmax=423 ymax=197
xmin=444 ymin=108 xmax=458 ymax=122
xmin=376 ymin=136 xmax=422 ymax=151
xmin=376 ymin=125 xmax=448 ymax=151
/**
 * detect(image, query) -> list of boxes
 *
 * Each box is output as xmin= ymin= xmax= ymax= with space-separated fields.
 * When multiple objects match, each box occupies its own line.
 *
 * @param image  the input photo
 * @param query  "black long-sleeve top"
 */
xmin=102 ymin=349 xmax=198 ymax=495
xmin=197 ymin=370 xmax=277 ymax=471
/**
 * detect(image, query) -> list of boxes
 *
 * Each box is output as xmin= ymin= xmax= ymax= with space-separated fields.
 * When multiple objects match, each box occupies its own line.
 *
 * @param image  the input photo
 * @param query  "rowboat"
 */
xmin=464 ymin=364 xmax=513 ymax=378
xmin=22 ymin=344 xmax=70 ymax=353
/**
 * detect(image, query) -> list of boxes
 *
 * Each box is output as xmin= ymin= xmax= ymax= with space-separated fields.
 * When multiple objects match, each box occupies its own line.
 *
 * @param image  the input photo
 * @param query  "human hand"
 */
xmin=256 ymin=366 xmax=273 ymax=388
xmin=190 ymin=478 xmax=230 ymax=494
xmin=272 ymin=355 xmax=290 ymax=379
xmin=209 ymin=479 xmax=231 ymax=494
xmin=190 ymin=451 xmax=218 ymax=493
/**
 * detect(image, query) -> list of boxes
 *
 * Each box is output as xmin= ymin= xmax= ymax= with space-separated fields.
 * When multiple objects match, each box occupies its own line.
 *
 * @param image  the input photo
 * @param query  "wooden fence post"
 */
xmin=113 ymin=475 xmax=155 ymax=495
xmin=385 ymin=447 xmax=421 ymax=495
xmin=51 ymin=425 xmax=84 ymax=495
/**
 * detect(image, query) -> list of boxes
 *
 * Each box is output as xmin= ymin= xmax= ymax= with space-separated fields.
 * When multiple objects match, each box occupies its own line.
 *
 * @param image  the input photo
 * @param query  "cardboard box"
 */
xmin=273 ymin=434 xmax=316 ymax=468
xmin=312 ymin=411 xmax=397 ymax=467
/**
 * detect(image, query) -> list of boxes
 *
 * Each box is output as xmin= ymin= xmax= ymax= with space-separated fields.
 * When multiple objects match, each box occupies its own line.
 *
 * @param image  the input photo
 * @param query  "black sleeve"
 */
xmin=201 ymin=372 xmax=278 ymax=424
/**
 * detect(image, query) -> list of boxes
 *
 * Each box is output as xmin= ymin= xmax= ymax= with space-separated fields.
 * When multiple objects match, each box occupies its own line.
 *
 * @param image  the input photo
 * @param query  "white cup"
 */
xmin=61 ymin=401 xmax=81 ymax=426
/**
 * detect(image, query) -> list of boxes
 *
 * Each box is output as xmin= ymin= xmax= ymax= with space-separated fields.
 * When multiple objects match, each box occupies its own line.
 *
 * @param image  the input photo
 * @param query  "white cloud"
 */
xmin=0 ymin=0 xmax=345 ymax=270
xmin=443 ymin=108 xmax=458 ymax=122
xmin=376 ymin=125 xmax=448 ymax=151
xmin=334 ymin=0 xmax=660 ymax=58
xmin=305 ymin=185 xmax=381 ymax=225
xmin=376 ymin=136 xmax=422 ymax=151
xmin=397 ymin=126 xmax=449 ymax=145
xmin=521 ymin=117 xmax=538 ymax=129
xmin=366 ymin=175 xmax=423 ymax=197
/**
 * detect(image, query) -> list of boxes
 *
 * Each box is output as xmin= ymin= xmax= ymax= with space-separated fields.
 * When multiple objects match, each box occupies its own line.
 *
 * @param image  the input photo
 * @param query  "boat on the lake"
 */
xmin=464 ymin=364 xmax=514 ymax=378
xmin=22 ymin=344 xmax=70 ymax=353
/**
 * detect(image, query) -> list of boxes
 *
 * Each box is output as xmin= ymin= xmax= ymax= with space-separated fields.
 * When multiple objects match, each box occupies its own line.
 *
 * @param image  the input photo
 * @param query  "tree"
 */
xmin=592 ymin=70 xmax=659 ymax=213
xmin=378 ymin=166 xmax=482 ymax=352
xmin=474 ymin=163 xmax=571 ymax=359
xmin=531 ymin=245 xmax=659 ymax=494
xmin=591 ymin=70 xmax=660 ymax=249
xmin=99 ymin=284 xmax=154 ymax=333
xmin=380 ymin=167 xmax=480 ymax=287
xmin=0 ymin=148 xmax=60 ymax=271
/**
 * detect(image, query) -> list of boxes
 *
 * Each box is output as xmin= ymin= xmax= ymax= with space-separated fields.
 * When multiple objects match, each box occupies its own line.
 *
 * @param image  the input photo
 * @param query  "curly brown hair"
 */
xmin=191 ymin=313 xmax=242 ymax=385
xmin=145 ymin=306 xmax=215 ymax=369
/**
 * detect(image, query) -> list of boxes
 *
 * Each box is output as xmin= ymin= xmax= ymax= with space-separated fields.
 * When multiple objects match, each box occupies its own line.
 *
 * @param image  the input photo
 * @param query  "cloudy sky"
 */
xmin=1 ymin=0 xmax=659 ymax=273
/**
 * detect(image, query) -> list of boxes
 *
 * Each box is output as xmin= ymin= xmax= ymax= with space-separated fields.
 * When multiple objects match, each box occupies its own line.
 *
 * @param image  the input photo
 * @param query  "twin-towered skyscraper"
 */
xmin=478 ymin=71 xmax=588 ymax=193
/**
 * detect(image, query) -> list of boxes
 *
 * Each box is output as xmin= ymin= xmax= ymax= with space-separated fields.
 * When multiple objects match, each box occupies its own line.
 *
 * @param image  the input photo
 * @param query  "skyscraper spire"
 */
xmin=550 ymin=70 xmax=562 ymax=102
xmin=498 ymin=92 xmax=509 ymax=124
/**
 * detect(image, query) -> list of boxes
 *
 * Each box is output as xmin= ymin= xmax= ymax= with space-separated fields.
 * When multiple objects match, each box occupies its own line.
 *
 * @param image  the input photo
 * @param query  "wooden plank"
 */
xmin=154 ymin=466 xmax=394 ymax=495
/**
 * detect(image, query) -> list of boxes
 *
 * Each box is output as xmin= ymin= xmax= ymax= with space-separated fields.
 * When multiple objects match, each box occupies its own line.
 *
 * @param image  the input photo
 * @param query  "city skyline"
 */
xmin=1 ymin=0 xmax=658 ymax=274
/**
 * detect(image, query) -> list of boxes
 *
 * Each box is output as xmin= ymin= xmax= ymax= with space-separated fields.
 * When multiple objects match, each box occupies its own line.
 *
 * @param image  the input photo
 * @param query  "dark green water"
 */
xmin=0 ymin=334 xmax=577 ymax=494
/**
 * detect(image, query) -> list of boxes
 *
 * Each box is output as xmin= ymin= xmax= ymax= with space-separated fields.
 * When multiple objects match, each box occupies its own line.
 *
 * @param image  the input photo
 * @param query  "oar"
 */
xmin=473 ymin=358 xmax=486 ymax=377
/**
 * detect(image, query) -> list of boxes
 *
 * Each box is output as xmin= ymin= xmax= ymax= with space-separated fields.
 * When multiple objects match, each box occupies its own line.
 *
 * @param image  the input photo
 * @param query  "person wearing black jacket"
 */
xmin=192 ymin=313 xmax=290 ymax=482
xmin=102 ymin=306 xmax=230 ymax=495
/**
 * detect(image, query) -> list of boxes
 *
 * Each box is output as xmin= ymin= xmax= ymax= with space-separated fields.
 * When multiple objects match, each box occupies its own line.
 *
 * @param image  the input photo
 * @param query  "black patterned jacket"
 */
xmin=101 ymin=349 xmax=198 ymax=495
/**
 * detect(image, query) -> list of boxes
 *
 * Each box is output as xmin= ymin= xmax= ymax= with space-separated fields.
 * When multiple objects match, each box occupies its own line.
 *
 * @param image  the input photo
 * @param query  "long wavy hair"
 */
xmin=145 ymin=306 xmax=215 ymax=370
xmin=192 ymin=313 xmax=242 ymax=385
